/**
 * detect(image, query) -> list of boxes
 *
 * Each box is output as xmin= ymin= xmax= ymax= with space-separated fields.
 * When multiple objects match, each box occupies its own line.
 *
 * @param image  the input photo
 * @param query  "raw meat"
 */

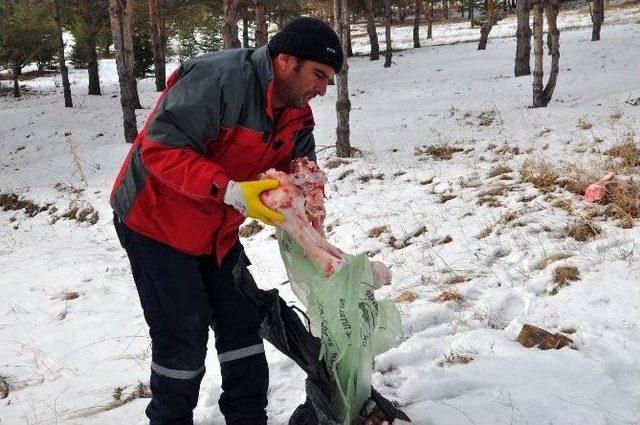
xmin=260 ymin=158 xmax=392 ymax=287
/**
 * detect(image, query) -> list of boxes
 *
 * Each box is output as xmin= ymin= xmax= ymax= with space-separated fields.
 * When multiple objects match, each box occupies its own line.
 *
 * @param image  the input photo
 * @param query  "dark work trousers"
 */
xmin=114 ymin=214 xmax=268 ymax=425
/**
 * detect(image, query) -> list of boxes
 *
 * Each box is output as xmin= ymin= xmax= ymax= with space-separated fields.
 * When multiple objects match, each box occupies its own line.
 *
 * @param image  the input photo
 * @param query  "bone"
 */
xmin=261 ymin=158 xmax=391 ymax=288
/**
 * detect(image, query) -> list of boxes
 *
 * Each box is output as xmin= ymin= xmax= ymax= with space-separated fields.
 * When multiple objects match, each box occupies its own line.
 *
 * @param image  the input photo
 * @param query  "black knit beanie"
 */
xmin=268 ymin=17 xmax=344 ymax=73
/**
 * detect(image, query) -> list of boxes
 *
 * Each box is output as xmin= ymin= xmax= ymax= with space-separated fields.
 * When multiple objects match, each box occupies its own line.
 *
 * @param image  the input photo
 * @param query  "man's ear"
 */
xmin=274 ymin=53 xmax=294 ymax=73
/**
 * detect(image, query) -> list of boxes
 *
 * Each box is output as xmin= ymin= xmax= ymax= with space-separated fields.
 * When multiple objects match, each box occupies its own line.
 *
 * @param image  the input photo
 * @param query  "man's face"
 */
xmin=273 ymin=54 xmax=336 ymax=109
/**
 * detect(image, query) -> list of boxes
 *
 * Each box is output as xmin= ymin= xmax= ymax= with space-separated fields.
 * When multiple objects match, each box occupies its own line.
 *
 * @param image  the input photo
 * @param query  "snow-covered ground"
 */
xmin=1 ymin=5 xmax=640 ymax=424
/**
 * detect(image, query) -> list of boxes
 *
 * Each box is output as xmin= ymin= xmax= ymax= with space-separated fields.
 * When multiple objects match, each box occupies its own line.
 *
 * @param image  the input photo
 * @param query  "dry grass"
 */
xmin=520 ymin=158 xmax=559 ymax=193
xmin=420 ymin=177 xmax=434 ymax=185
xmin=487 ymin=165 xmax=513 ymax=178
xmin=552 ymin=198 xmax=573 ymax=213
xmin=440 ymin=194 xmax=457 ymax=203
xmin=0 ymin=376 xmax=9 ymax=399
xmin=553 ymin=266 xmax=580 ymax=286
xmin=567 ymin=219 xmax=601 ymax=241
xmin=324 ymin=157 xmax=350 ymax=169
xmin=394 ymin=291 xmax=418 ymax=303
xmin=337 ymin=169 xmax=354 ymax=180
xmin=535 ymin=252 xmax=572 ymax=271
xmin=610 ymin=110 xmax=623 ymax=121
xmin=0 ymin=192 xmax=48 ymax=217
xmin=446 ymin=275 xmax=470 ymax=285
xmin=436 ymin=290 xmax=464 ymax=304
xmin=437 ymin=235 xmax=453 ymax=245
xmin=415 ymin=144 xmax=464 ymax=161
xmin=393 ymin=170 xmax=406 ymax=177
xmin=108 ymin=382 xmax=152 ymax=411
xmin=577 ymin=117 xmax=593 ymax=130
xmin=437 ymin=351 xmax=474 ymax=367
xmin=605 ymin=140 xmax=640 ymax=169
xmin=367 ymin=225 xmax=389 ymax=238
xmin=59 ymin=291 xmax=80 ymax=301
xmin=476 ymin=195 xmax=503 ymax=208
xmin=357 ymin=172 xmax=385 ymax=183
xmin=239 ymin=220 xmax=263 ymax=238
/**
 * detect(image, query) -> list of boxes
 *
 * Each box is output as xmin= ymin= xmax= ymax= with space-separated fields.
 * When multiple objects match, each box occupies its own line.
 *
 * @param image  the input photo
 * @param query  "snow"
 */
xmin=1 ymin=4 xmax=640 ymax=424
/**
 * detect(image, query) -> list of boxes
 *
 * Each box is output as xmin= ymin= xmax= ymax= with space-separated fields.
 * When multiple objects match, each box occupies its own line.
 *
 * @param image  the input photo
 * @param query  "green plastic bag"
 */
xmin=277 ymin=230 xmax=403 ymax=424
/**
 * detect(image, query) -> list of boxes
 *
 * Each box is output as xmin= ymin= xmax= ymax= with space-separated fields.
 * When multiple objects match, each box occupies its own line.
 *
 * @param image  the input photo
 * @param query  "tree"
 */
xmin=365 ymin=0 xmax=379 ymax=60
xmin=588 ymin=0 xmax=604 ymax=41
xmin=426 ymin=0 xmax=433 ymax=39
xmin=148 ymin=0 xmax=166 ymax=91
xmin=515 ymin=0 xmax=532 ymax=76
xmin=383 ymin=0 xmax=392 ymax=67
xmin=254 ymin=0 xmax=267 ymax=47
xmin=80 ymin=0 xmax=106 ymax=95
xmin=222 ymin=0 xmax=241 ymax=48
xmin=478 ymin=0 xmax=501 ymax=50
xmin=334 ymin=0 xmax=351 ymax=158
xmin=109 ymin=0 xmax=138 ymax=143
xmin=52 ymin=0 xmax=73 ymax=107
xmin=413 ymin=0 xmax=421 ymax=48
xmin=0 ymin=0 xmax=56 ymax=97
xmin=532 ymin=0 xmax=559 ymax=107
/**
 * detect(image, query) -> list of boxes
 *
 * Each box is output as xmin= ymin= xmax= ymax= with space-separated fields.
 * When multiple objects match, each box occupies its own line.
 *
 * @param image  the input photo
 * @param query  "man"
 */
xmin=111 ymin=17 xmax=341 ymax=425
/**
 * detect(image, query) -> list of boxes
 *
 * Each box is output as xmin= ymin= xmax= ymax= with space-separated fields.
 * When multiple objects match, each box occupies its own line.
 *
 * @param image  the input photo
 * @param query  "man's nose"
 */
xmin=317 ymin=82 xmax=327 ymax=96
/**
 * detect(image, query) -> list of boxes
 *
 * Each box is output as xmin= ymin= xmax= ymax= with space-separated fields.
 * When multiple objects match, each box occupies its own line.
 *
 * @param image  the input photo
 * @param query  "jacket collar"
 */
xmin=250 ymin=45 xmax=276 ymax=120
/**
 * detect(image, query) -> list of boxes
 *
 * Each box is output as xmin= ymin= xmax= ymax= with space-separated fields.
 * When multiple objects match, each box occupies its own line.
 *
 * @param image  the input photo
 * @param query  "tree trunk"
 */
xmin=148 ymin=0 xmax=166 ymax=91
xmin=53 ymin=0 xmax=72 ymax=107
xmin=477 ymin=0 xmax=495 ymax=50
xmin=242 ymin=17 xmax=249 ymax=47
xmin=365 ymin=0 xmax=379 ymax=60
xmin=347 ymin=12 xmax=353 ymax=57
xmin=532 ymin=0 xmax=543 ymax=105
xmin=427 ymin=1 xmax=433 ymax=39
xmin=222 ymin=0 xmax=241 ymax=49
xmin=589 ymin=0 xmax=604 ymax=41
xmin=532 ymin=0 xmax=559 ymax=107
xmin=413 ymin=0 xmax=421 ymax=48
xmin=82 ymin=0 xmax=101 ymax=95
xmin=12 ymin=64 xmax=20 ymax=98
xmin=109 ymin=0 xmax=138 ymax=143
xmin=383 ymin=0 xmax=392 ymax=67
xmin=469 ymin=0 xmax=475 ymax=28
xmin=443 ymin=0 xmax=449 ymax=19
xmin=541 ymin=0 xmax=560 ymax=105
xmin=254 ymin=0 xmax=267 ymax=47
xmin=334 ymin=0 xmax=351 ymax=158
xmin=515 ymin=0 xmax=532 ymax=77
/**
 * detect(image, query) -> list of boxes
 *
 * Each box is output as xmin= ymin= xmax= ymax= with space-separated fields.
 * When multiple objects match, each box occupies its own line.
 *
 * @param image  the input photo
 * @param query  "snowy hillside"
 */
xmin=1 ymin=5 xmax=640 ymax=425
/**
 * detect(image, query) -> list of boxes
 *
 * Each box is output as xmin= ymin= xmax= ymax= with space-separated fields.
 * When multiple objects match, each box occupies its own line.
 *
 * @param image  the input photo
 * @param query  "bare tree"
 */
xmin=478 ymin=0 xmax=501 ymax=50
xmin=109 ymin=0 xmax=138 ymax=143
xmin=383 ymin=0 xmax=392 ymax=67
xmin=588 ymin=0 xmax=604 ymax=41
xmin=515 ymin=0 xmax=532 ymax=76
xmin=81 ymin=0 xmax=102 ymax=95
xmin=347 ymin=12 xmax=353 ymax=57
xmin=532 ymin=0 xmax=560 ymax=107
xmin=334 ymin=0 xmax=351 ymax=158
xmin=52 ymin=0 xmax=72 ymax=107
xmin=443 ymin=0 xmax=449 ymax=19
xmin=413 ymin=0 xmax=421 ymax=48
xmin=148 ymin=0 xmax=166 ymax=91
xmin=365 ymin=0 xmax=379 ymax=60
xmin=222 ymin=0 xmax=241 ymax=49
xmin=469 ymin=0 xmax=475 ymax=28
xmin=254 ymin=0 xmax=267 ymax=47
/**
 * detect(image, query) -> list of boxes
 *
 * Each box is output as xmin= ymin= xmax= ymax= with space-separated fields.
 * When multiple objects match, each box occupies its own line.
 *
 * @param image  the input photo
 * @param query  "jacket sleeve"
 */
xmin=291 ymin=127 xmax=317 ymax=163
xmin=139 ymin=61 xmax=230 ymax=203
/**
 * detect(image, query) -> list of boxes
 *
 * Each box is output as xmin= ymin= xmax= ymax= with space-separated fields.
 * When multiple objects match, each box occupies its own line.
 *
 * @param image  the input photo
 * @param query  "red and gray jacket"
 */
xmin=110 ymin=46 xmax=316 ymax=263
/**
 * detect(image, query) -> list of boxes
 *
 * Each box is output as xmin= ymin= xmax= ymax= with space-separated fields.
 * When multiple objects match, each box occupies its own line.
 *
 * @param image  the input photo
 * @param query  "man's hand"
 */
xmin=223 ymin=179 xmax=285 ymax=226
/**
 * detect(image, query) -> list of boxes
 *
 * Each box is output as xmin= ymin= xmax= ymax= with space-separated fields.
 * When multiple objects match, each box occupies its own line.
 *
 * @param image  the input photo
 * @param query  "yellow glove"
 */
xmin=223 ymin=179 xmax=285 ymax=226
